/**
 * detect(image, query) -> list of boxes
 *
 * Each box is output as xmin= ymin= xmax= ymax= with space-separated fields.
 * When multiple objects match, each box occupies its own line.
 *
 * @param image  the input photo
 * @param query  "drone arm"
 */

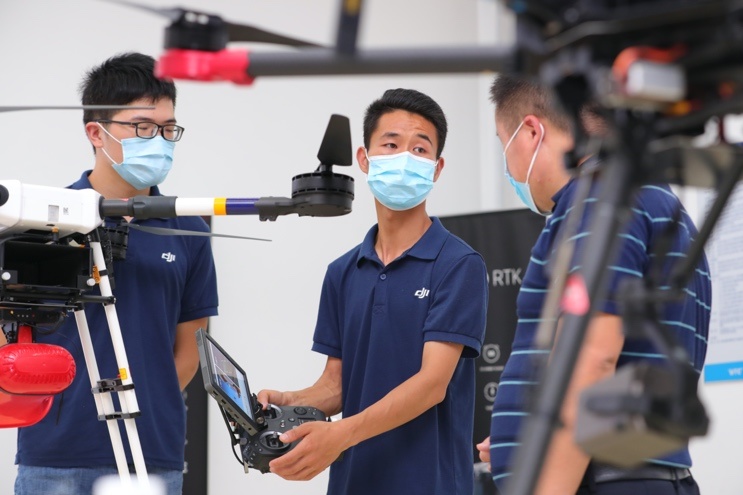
xmin=247 ymin=46 xmax=513 ymax=77
xmin=99 ymin=195 xmax=323 ymax=221
xmin=99 ymin=196 xmax=262 ymax=219
xmin=155 ymin=46 xmax=513 ymax=84
xmin=254 ymin=197 xmax=300 ymax=221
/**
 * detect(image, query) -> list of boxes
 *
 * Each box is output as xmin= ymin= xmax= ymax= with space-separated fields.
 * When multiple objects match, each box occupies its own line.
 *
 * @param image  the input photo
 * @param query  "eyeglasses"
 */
xmin=96 ymin=120 xmax=185 ymax=142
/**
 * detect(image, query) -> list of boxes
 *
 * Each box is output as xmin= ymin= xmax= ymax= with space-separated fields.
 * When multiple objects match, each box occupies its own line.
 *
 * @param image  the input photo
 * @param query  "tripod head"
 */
xmin=508 ymin=1 xmax=743 ymax=184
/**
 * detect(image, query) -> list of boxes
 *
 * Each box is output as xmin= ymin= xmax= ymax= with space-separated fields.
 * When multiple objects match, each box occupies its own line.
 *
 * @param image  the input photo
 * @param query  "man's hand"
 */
xmin=268 ymin=420 xmax=349 ymax=481
xmin=256 ymin=357 xmax=343 ymax=416
xmin=256 ymin=389 xmax=290 ymax=409
xmin=476 ymin=436 xmax=491 ymax=464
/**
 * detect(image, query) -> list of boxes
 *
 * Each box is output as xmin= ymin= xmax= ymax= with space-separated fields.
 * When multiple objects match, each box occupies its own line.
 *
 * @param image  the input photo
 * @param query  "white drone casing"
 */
xmin=0 ymin=180 xmax=103 ymax=238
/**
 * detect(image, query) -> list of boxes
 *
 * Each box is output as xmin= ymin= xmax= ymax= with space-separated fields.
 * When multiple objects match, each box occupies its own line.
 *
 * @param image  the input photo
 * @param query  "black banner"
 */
xmin=440 ymin=209 xmax=545 ymax=455
xmin=183 ymin=375 xmax=208 ymax=495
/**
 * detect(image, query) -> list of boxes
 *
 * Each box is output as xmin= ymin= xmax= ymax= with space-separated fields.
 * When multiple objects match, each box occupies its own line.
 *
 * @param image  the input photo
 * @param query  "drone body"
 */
xmin=0 ymin=181 xmax=102 ymax=238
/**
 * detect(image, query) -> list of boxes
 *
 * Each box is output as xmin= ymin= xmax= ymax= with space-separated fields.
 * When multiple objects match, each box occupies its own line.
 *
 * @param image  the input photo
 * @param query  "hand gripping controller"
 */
xmin=240 ymin=398 xmax=328 ymax=473
xmin=195 ymin=330 xmax=333 ymax=474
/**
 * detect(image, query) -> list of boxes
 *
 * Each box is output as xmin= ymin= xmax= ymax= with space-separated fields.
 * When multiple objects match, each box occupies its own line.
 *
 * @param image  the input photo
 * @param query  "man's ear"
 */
xmin=522 ymin=115 xmax=544 ymax=144
xmin=433 ymin=156 xmax=445 ymax=182
xmin=85 ymin=121 xmax=105 ymax=150
xmin=356 ymin=146 xmax=369 ymax=174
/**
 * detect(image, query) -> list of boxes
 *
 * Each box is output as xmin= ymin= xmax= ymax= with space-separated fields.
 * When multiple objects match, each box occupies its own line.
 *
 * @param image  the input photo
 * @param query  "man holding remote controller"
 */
xmin=258 ymin=88 xmax=488 ymax=494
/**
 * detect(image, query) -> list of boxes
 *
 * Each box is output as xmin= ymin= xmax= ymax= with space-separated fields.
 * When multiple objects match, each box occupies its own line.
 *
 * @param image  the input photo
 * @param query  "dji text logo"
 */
xmin=414 ymin=287 xmax=430 ymax=299
xmin=161 ymin=252 xmax=176 ymax=263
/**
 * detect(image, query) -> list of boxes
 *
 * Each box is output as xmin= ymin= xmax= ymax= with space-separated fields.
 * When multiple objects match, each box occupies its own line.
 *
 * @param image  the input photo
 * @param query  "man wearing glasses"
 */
xmin=13 ymin=52 xmax=219 ymax=495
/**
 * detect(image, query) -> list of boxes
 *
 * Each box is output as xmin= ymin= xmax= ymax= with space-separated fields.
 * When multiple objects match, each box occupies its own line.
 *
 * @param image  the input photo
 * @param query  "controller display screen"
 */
xmin=203 ymin=336 xmax=254 ymax=421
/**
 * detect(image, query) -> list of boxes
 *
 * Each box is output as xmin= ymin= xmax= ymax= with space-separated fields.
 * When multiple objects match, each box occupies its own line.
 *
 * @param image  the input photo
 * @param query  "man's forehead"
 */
xmin=112 ymin=98 xmax=174 ymax=120
xmin=374 ymin=111 xmax=436 ymax=139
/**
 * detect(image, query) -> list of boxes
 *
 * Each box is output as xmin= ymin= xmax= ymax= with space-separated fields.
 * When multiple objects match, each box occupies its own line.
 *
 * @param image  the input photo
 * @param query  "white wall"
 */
xmin=1 ymin=2 xmax=739 ymax=495
xmin=690 ymin=382 xmax=743 ymax=495
xmin=686 ymin=176 xmax=743 ymax=494
xmin=680 ymin=122 xmax=743 ymax=495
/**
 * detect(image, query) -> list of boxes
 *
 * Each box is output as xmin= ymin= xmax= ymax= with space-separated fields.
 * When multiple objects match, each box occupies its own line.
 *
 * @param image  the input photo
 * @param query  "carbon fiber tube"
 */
xmin=99 ymin=196 xmax=178 ymax=219
xmin=247 ymin=46 xmax=514 ymax=77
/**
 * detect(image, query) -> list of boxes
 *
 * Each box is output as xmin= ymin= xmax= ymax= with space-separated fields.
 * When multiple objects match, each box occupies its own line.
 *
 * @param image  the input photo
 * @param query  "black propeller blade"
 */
xmin=317 ymin=114 xmax=353 ymax=167
xmin=104 ymin=0 xmax=321 ymax=49
xmin=0 ymin=105 xmax=153 ymax=113
xmin=127 ymin=224 xmax=271 ymax=242
xmin=224 ymin=22 xmax=320 ymax=48
xmin=102 ymin=0 xmax=183 ymax=21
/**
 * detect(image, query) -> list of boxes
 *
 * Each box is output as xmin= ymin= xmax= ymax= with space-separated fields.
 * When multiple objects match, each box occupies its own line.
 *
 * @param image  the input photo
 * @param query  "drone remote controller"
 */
xmin=239 ymin=399 xmax=328 ymax=473
xmin=195 ymin=330 xmax=332 ymax=474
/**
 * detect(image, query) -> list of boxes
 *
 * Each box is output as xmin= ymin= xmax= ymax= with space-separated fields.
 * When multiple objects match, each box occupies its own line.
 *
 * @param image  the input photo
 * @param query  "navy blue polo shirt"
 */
xmin=16 ymin=171 xmax=219 ymax=471
xmin=313 ymin=217 xmax=488 ymax=495
xmin=490 ymin=179 xmax=711 ymax=489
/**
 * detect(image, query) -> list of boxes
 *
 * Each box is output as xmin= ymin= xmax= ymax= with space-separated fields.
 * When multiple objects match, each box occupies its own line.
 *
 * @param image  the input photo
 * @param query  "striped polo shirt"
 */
xmin=489 ymin=177 xmax=711 ymax=489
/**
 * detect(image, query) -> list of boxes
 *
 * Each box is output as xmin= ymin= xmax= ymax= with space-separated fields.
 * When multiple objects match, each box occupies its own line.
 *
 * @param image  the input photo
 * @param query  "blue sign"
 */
xmin=704 ymin=361 xmax=743 ymax=382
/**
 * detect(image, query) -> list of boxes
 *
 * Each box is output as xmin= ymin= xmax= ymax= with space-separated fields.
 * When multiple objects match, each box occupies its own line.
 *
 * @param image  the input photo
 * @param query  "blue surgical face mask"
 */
xmin=502 ymin=121 xmax=547 ymax=216
xmin=98 ymin=123 xmax=175 ymax=190
xmin=365 ymin=150 xmax=438 ymax=211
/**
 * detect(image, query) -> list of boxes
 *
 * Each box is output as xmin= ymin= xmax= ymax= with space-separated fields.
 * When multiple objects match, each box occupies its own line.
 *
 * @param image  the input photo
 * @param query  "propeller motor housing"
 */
xmin=291 ymin=170 xmax=354 ymax=217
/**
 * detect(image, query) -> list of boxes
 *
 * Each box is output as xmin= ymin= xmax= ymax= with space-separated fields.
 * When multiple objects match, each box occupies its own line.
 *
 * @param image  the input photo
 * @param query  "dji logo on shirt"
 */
xmin=414 ymin=287 xmax=430 ymax=299
xmin=161 ymin=252 xmax=176 ymax=263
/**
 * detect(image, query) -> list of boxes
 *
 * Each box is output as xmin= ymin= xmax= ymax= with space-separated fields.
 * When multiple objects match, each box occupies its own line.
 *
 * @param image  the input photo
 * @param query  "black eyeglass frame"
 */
xmin=96 ymin=119 xmax=185 ymax=142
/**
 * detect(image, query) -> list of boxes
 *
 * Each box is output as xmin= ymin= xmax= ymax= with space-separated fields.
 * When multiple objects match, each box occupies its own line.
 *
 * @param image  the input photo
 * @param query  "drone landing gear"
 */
xmin=73 ymin=234 xmax=149 ymax=489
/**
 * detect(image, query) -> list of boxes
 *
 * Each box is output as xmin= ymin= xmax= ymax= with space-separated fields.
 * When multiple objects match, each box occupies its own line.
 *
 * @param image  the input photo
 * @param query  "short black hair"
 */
xmin=79 ymin=52 xmax=176 ymax=124
xmin=489 ymin=74 xmax=572 ymax=135
xmin=363 ymin=88 xmax=448 ymax=158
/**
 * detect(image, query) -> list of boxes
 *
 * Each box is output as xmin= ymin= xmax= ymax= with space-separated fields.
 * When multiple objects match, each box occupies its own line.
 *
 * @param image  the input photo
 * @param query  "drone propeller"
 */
xmin=317 ymin=114 xmax=353 ymax=167
xmin=104 ymin=0 xmax=321 ymax=49
xmin=102 ymin=0 xmax=183 ymax=21
xmin=0 ymin=105 xmax=154 ymax=113
xmin=223 ymin=23 xmax=320 ymax=48
xmin=272 ymin=114 xmax=354 ymax=220
xmin=126 ymin=223 xmax=270 ymax=242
